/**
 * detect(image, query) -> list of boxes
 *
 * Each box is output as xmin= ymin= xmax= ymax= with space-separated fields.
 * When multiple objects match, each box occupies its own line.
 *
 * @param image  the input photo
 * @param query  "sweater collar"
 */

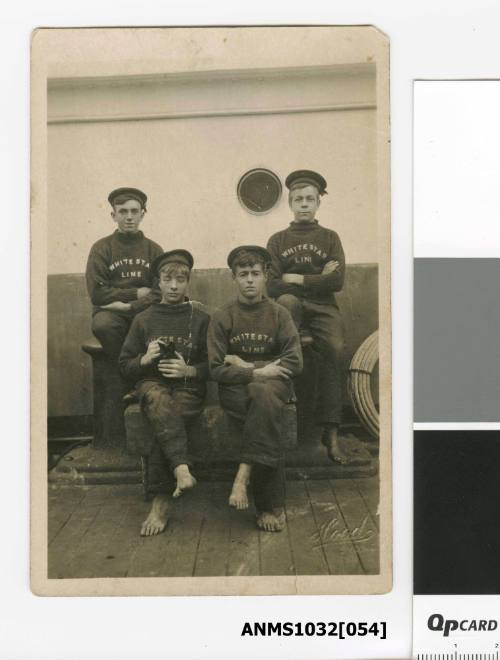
xmin=152 ymin=299 xmax=192 ymax=314
xmin=289 ymin=219 xmax=320 ymax=231
xmin=236 ymin=296 xmax=269 ymax=311
xmin=113 ymin=229 xmax=144 ymax=244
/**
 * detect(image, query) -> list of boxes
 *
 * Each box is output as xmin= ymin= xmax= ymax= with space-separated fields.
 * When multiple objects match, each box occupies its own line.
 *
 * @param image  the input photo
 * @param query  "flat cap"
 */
xmin=108 ymin=187 xmax=148 ymax=208
xmin=152 ymin=249 xmax=194 ymax=277
xmin=227 ymin=245 xmax=272 ymax=268
xmin=285 ymin=170 xmax=328 ymax=195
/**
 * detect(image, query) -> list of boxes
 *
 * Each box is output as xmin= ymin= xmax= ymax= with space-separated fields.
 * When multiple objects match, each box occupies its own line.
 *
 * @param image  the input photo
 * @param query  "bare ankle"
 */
xmin=141 ymin=494 xmax=169 ymax=536
xmin=234 ymin=462 xmax=252 ymax=484
xmin=174 ymin=464 xmax=191 ymax=478
xmin=172 ymin=465 xmax=196 ymax=498
xmin=229 ymin=476 xmax=250 ymax=510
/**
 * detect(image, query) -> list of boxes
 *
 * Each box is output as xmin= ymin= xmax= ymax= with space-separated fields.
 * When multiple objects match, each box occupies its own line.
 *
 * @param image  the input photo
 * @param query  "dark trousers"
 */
xmin=276 ymin=294 xmax=345 ymax=425
xmin=250 ymin=459 xmax=286 ymax=513
xmin=219 ymin=379 xmax=292 ymax=511
xmin=92 ymin=310 xmax=132 ymax=361
xmin=137 ymin=380 xmax=204 ymax=495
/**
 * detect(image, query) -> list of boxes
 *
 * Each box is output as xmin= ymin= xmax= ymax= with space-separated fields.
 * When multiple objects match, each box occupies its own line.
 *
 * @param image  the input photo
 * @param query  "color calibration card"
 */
xmin=414 ymin=81 xmax=500 ymax=657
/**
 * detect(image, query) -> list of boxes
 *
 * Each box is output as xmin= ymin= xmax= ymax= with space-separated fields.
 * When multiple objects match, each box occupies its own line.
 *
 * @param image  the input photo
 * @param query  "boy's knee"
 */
xmin=91 ymin=312 xmax=125 ymax=344
xmin=248 ymin=380 xmax=269 ymax=394
xmin=142 ymin=387 xmax=161 ymax=407
xmin=316 ymin=334 xmax=345 ymax=357
xmin=91 ymin=312 xmax=112 ymax=336
xmin=276 ymin=294 xmax=301 ymax=312
xmin=247 ymin=380 xmax=276 ymax=405
xmin=142 ymin=384 xmax=171 ymax=410
xmin=329 ymin=335 xmax=345 ymax=354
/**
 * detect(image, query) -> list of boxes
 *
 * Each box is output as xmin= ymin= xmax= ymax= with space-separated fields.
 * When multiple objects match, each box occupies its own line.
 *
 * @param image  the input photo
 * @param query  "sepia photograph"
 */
xmin=31 ymin=25 xmax=391 ymax=596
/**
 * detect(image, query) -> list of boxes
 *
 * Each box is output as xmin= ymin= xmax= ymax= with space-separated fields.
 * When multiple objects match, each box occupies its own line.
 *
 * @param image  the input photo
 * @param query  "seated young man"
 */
xmin=208 ymin=245 xmax=302 ymax=532
xmin=119 ymin=249 xmax=209 ymax=537
xmin=266 ymin=169 xmax=350 ymax=465
xmin=86 ymin=187 xmax=163 ymax=361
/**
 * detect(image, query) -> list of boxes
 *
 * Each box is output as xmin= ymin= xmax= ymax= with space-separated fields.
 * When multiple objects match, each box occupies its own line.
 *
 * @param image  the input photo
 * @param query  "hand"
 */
xmin=137 ymin=287 xmax=152 ymax=299
xmin=99 ymin=301 xmax=132 ymax=312
xmin=224 ymin=354 xmax=254 ymax=369
xmin=140 ymin=340 xmax=160 ymax=366
xmin=322 ymin=260 xmax=340 ymax=274
xmin=158 ymin=351 xmax=194 ymax=379
xmin=253 ymin=359 xmax=292 ymax=381
xmin=282 ymin=273 xmax=304 ymax=285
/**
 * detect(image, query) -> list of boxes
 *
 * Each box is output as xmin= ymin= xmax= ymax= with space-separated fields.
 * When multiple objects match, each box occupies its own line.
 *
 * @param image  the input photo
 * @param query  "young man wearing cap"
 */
xmin=86 ymin=187 xmax=163 ymax=360
xmin=266 ymin=170 xmax=350 ymax=465
xmin=208 ymin=246 xmax=302 ymax=532
xmin=119 ymin=249 xmax=210 ymax=536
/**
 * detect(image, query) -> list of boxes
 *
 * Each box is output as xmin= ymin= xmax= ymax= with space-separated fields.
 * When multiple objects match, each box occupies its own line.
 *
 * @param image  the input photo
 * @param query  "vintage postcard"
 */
xmin=31 ymin=26 xmax=391 ymax=596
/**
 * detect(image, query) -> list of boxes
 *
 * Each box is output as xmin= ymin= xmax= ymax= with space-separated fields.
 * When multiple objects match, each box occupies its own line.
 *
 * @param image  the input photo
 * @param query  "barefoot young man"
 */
xmin=119 ymin=250 xmax=209 ymax=536
xmin=208 ymin=246 xmax=302 ymax=532
xmin=266 ymin=170 xmax=350 ymax=465
xmin=86 ymin=187 xmax=163 ymax=361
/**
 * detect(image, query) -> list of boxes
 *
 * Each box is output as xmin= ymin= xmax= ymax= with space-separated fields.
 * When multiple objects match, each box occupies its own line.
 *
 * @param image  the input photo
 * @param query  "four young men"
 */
xmin=87 ymin=171 xmax=347 ymax=536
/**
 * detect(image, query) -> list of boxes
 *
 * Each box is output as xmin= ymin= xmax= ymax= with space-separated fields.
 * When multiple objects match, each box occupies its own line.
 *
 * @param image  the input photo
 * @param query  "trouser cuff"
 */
xmin=169 ymin=457 xmax=192 ymax=471
xmin=240 ymin=452 xmax=280 ymax=469
xmin=317 ymin=417 xmax=342 ymax=427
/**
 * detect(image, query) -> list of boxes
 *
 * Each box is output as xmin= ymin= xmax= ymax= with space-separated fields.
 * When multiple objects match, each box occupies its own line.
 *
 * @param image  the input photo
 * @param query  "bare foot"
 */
xmin=140 ymin=494 xmax=169 ymax=536
xmin=229 ymin=463 xmax=252 ymax=510
xmin=256 ymin=508 xmax=286 ymax=532
xmin=172 ymin=464 xmax=197 ymax=498
xmin=229 ymin=481 xmax=249 ymax=510
xmin=322 ymin=427 xmax=351 ymax=465
xmin=323 ymin=429 xmax=371 ymax=466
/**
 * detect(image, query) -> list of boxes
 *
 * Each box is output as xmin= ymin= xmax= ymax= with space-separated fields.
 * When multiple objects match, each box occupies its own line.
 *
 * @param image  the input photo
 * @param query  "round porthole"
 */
xmin=237 ymin=168 xmax=282 ymax=215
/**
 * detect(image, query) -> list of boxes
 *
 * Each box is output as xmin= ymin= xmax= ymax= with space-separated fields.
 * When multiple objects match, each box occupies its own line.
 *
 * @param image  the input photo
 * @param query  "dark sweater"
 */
xmin=266 ymin=220 xmax=345 ymax=306
xmin=208 ymin=297 xmax=303 ymax=385
xmin=119 ymin=301 xmax=210 ymax=394
xmin=86 ymin=230 xmax=163 ymax=315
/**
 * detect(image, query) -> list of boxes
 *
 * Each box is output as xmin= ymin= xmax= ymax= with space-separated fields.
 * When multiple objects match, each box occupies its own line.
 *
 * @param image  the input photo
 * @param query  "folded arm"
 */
xmin=265 ymin=235 xmax=303 ymax=299
xmin=128 ymin=286 xmax=161 ymax=313
xmin=208 ymin=315 xmax=255 ymax=385
xmin=302 ymin=234 xmax=346 ymax=295
xmin=86 ymin=248 xmax=138 ymax=306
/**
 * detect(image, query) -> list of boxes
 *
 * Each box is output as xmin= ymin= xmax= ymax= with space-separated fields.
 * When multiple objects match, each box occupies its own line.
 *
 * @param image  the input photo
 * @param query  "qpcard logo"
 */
xmin=428 ymin=613 xmax=498 ymax=637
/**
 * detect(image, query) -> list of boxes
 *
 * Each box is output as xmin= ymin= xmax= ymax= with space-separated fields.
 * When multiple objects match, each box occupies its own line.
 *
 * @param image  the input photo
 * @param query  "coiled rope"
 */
xmin=348 ymin=330 xmax=379 ymax=438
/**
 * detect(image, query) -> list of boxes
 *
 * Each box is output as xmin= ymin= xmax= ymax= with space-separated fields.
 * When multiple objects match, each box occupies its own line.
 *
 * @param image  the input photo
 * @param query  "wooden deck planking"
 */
xmin=93 ymin=497 xmax=150 ymax=578
xmin=285 ymin=480 xmax=330 ymax=575
xmin=48 ymin=488 xmax=108 ymax=578
xmin=48 ymin=486 xmax=87 ymax=546
xmin=48 ymin=478 xmax=379 ymax=579
xmin=227 ymin=507 xmax=261 ymax=577
xmin=305 ymin=480 xmax=363 ymax=575
xmin=258 ymin=522 xmax=295 ymax=576
xmin=352 ymin=477 xmax=380 ymax=530
xmin=127 ymin=503 xmax=177 ymax=578
xmin=330 ymin=479 xmax=379 ymax=574
xmin=193 ymin=482 xmax=232 ymax=577
xmin=157 ymin=483 xmax=209 ymax=577
xmin=66 ymin=498 xmax=132 ymax=578
xmin=66 ymin=486 xmax=144 ymax=578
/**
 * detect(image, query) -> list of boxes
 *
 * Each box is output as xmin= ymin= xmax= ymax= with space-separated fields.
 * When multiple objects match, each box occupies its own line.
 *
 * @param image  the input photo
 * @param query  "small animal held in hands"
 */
xmin=157 ymin=339 xmax=177 ymax=362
